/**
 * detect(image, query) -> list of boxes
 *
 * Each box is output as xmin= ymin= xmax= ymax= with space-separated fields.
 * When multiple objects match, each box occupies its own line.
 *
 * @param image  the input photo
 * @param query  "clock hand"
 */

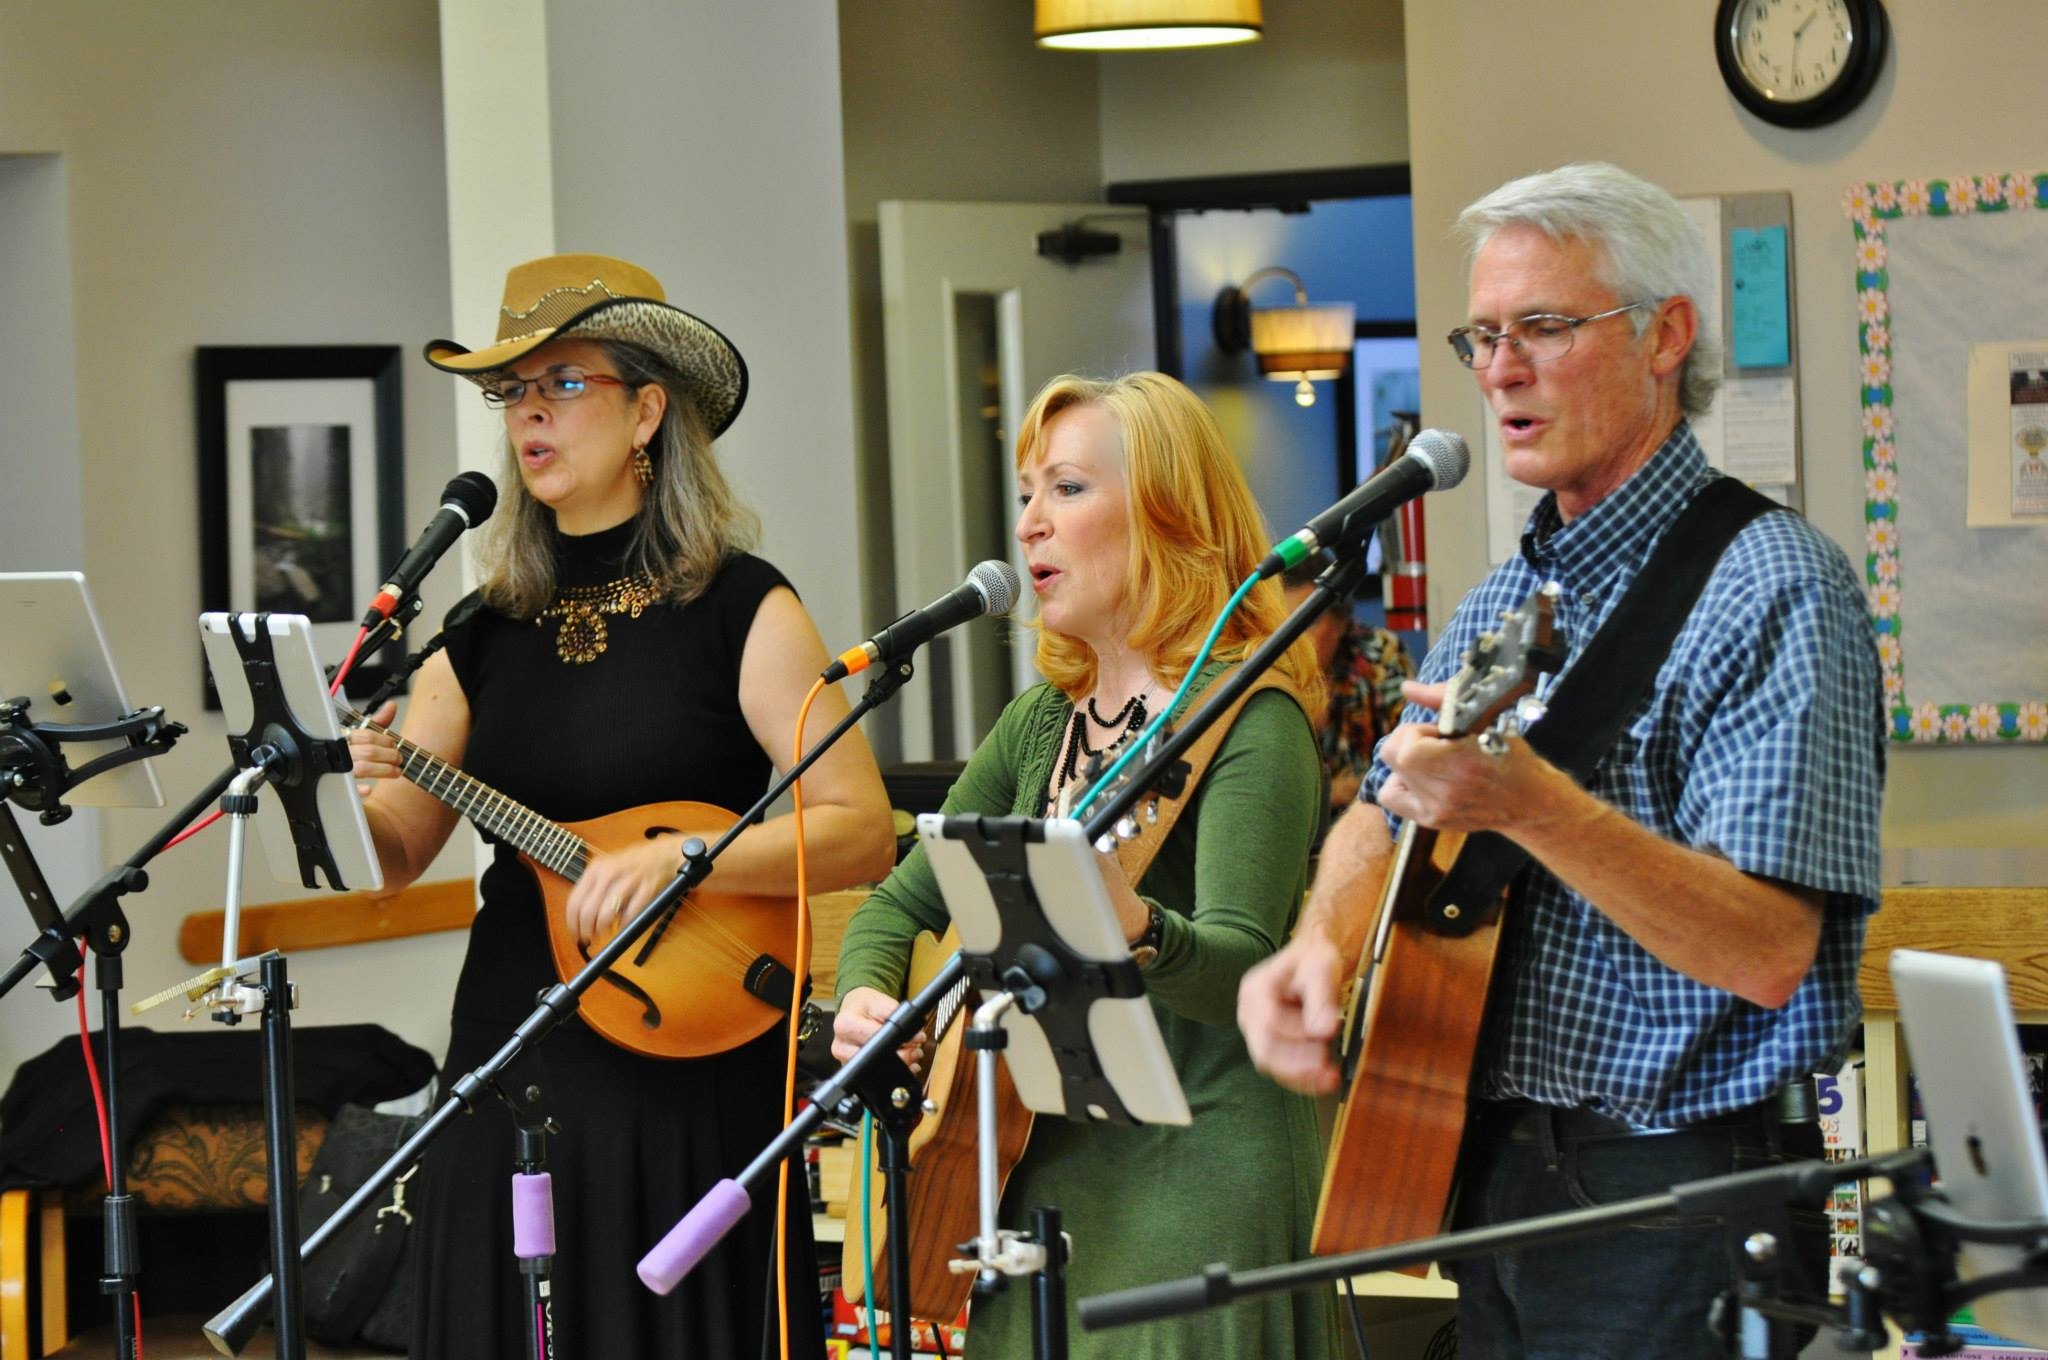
xmin=1794 ymin=8 xmax=1817 ymax=37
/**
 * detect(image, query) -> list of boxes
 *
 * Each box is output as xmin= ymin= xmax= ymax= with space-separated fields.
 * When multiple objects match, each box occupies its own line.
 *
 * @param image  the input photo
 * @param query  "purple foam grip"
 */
xmin=638 ymin=1178 xmax=751 ymax=1294
xmin=512 ymin=1172 xmax=556 ymax=1259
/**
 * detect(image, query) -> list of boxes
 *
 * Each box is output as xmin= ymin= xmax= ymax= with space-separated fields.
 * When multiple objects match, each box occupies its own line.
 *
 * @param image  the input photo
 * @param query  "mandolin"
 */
xmin=1311 ymin=584 xmax=1564 ymax=1259
xmin=341 ymin=705 xmax=800 ymax=1060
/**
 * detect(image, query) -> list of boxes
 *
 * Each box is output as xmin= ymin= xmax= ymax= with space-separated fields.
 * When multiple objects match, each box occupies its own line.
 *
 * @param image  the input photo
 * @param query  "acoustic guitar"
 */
xmin=342 ymin=706 xmax=799 ymax=1060
xmin=1312 ymin=584 xmax=1564 ymax=1258
xmin=841 ymin=925 xmax=1032 ymax=1321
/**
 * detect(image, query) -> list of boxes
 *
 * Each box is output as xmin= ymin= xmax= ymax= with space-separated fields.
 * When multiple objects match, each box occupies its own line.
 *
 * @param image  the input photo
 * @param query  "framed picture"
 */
xmin=1332 ymin=323 xmax=1420 ymax=579
xmin=196 ymin=345 xmax=405 ymax=708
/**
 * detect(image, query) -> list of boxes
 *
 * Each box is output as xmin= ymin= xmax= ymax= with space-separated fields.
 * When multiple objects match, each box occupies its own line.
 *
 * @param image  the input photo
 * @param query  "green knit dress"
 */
xmin=836 ymin=670 xmax=1341 ymax=1359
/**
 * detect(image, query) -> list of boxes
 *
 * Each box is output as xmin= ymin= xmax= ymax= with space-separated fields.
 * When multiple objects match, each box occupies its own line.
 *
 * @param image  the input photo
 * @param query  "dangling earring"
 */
xmin=631 ymin=444 xmax=654 ymax=487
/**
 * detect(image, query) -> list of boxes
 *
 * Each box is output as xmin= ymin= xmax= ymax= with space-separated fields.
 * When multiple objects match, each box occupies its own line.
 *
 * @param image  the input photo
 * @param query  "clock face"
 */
xmin=1732 ymin=0 xmax=1856 ymax=104
xmin=1715 ymin=0 xmax=1885 ymax=126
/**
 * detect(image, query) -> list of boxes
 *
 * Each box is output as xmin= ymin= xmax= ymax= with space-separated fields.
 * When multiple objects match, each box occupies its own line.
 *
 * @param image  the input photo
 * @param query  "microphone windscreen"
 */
xmin=1407 ymin=429 xmax=1472 ymax=491
xmin=441 ymin=470 xmax=499 ymax=524
xmin=969 ymin=559 xmax=1022 ymax=617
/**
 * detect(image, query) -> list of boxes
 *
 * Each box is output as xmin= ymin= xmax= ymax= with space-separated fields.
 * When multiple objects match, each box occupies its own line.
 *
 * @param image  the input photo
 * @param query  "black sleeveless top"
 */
xmin=441 ymin=520 xmax=792 ymax=1021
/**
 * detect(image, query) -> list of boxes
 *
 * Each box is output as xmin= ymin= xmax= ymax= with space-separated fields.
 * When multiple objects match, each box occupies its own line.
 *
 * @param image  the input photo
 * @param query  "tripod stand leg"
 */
xmin=96 ymin=957 xmax=139 ymax=1360
xmin=1030 ymin=1206 xmax=1067 ymax=1360
xmin=258 ymin=955 xmax=306 ymax=1360
xmin=513 ymin=1117 xmax=557 ymax=1360
xmin=877 ymin=1121 xmax=916 ymax=1360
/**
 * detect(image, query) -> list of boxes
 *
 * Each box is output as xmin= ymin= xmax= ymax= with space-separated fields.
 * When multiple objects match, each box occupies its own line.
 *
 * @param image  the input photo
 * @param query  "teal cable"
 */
xmin=1070 ymin=571 xmax=1261 ymax=819
xmin=859 ymin=1109 xmax=881 ymax=1351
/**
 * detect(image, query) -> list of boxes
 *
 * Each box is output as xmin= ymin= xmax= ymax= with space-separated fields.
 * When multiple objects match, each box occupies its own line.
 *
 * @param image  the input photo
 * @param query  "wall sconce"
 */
xmin=1213 ymin=267 xmax=1356 ymax=407
xmin=1035 ymin=0 xmax=1261 ymax=50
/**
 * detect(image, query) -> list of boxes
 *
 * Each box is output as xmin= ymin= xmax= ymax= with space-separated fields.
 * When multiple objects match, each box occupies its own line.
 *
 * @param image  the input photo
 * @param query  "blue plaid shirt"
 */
xmin=1364 ymin=423 xmax=1885 ymax=1127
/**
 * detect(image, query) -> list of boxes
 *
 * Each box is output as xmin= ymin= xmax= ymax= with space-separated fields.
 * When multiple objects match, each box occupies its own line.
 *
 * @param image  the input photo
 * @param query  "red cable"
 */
xmin=73 ymin=956 xmax=112 ymax=1178
xmin=329 ymin=625 xmax=372 ymax=697
xmin=161 ymin=809 xmax=223 ymax=850
xmin=75 ymin=950 xmax=144 ymax=1355
xmin=159 ymin=624 xmax=372 ymax=857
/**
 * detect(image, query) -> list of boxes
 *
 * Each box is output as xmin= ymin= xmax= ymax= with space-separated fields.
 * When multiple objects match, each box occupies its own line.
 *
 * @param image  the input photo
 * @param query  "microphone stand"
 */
xmin=1077 ymin=1148 xmax=1935 ymax=1358
xmin=203 ymin=656 xmax=921 ymax=1356
xmin=1 ymin=698 xmax=195 ymax=1360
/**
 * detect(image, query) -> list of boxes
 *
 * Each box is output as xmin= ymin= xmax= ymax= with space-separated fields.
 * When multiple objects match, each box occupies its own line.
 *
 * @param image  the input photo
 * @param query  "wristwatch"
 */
xmin=1130 ymin=902 xmax=1165 ymax=970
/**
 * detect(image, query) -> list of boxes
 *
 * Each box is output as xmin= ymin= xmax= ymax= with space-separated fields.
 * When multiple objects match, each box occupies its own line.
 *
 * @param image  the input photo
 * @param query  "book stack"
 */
xmin=1898 ymin=1316 xmax=2048 ymax=1359
xmin=1816 ymin=1057 xmax=1865 ymax=1297
xmin=827 ymin=1293 xmax=970 ymax=1358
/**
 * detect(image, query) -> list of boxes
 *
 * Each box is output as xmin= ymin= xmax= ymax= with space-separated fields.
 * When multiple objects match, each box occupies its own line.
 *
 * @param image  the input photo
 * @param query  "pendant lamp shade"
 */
xmin=1035 ymin=0 xmax=1262 ymax=50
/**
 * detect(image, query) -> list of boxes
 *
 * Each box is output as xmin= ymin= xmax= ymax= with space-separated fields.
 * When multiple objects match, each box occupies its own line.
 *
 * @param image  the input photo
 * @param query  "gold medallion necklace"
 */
xmin=536 ymin=571 xmax=658 ymax=664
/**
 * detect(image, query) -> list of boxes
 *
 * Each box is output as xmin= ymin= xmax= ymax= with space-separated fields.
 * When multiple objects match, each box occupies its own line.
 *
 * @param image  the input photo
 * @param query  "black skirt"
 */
xmin=410 ymin=1015 xmax=824 ymax=1360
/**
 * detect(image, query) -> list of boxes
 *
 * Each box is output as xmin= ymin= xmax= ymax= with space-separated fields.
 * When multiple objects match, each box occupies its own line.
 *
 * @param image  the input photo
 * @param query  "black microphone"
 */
xmin=822 ymin=560 xmax=1021 ymax=683
xmin=360 ymin=472 xmax=498 ymax=627
xmin=1256 ymin=429 xmax=1471 ymax=579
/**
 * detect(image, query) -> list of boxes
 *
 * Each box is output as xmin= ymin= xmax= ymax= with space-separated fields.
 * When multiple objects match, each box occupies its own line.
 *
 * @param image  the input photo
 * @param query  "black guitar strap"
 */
xmin=1424 ymin=476 xmax=1780 ymax=930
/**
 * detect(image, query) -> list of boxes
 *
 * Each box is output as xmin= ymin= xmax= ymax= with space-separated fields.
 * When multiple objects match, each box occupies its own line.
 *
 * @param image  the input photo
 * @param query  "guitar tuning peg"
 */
xmin=1144 ymin=798 xmax=1159 ymax=824
xmin=1477 ymin=731 xmax=1510 ymax=759
xmin=1115 ymin=814 xmax=1139 ymax=841
xmin=1094 ymin=831 xmax=1119 ymax=854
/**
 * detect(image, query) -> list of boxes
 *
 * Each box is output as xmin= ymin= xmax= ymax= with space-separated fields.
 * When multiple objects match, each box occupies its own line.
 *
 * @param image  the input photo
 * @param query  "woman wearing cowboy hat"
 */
xmin=348 ymin=253 xmax=894 ymax=1359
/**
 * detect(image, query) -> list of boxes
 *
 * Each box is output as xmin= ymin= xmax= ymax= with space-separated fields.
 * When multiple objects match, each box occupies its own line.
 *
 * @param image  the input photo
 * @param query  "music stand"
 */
xmin=187 ymin=611 xmax=383 ymax=1360
xmin=1887 ymin=949 xmax=2048 ymax=1351
xmin=918 ymin=811 xmax=1190 ymax=1359
xmin=1 ymin=571 xmax=182 ymax=1360
xmin=0 ymin=571 xmax=165 ymax=812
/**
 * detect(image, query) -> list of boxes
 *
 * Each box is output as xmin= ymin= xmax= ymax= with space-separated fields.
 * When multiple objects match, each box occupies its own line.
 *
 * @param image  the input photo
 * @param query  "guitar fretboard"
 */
xmin=340 ymin=706 xmax=589 ymax=880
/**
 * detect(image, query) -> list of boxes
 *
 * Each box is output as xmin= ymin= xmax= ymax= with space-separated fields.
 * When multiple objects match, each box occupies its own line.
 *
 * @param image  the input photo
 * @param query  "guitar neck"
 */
xmin=339 ymin=706 xmax=589 ymax=881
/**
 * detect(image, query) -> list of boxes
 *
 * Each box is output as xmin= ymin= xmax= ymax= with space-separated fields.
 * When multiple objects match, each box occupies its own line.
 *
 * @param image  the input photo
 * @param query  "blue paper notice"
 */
xmin=1730 ymin=225 xmax=1790 ymax=369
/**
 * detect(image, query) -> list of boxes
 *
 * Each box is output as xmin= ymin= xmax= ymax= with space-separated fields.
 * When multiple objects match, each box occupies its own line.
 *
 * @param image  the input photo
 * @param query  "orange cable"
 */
xmin=775 ymin=676 xmax=827 ymax=1360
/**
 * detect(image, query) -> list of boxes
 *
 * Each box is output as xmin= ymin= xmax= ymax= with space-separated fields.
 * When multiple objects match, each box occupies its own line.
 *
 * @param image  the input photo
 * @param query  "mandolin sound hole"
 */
xmin=587 ymin=955 xmax=663 ymax=1030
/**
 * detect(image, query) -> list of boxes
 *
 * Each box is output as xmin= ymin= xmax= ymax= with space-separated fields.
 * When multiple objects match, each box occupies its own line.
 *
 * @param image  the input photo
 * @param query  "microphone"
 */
xmin=360 ymin=472 xmax=498 ymax=627
xmin=822 ymin=560 xmax=1021 ymax=684
xmin=1257 ymin=429 xmax=1470 ymax=579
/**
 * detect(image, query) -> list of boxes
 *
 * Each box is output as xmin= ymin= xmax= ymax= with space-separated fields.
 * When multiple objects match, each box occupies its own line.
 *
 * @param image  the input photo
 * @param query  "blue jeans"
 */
xmin=1445 ymin=1105 xmax=1828 ymax=1360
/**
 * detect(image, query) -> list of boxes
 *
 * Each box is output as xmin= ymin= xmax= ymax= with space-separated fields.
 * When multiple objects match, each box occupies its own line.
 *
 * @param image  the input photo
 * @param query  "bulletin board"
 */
xmin=1846 ymin=172 xmax=2048 ymax=745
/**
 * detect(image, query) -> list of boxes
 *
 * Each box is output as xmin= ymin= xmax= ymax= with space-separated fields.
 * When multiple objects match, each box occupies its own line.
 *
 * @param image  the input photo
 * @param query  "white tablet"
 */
xmin=0 ymin=571 xmax=164 ymax=808
xmin=1890 ymin=948 xmax=2048 ymax=1349
xmin=918 ymin=812 xmax=1189 ymax=1126
xmin=200 ymin=612 xmax=381 ymax=892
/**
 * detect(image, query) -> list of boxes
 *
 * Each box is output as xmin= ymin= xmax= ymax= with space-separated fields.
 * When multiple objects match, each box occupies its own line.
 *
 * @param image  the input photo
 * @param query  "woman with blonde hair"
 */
xmin=348 ymin=253 xmax=894 ymax=1358
xmin=833 ymin=372 xmax=1338 ymax=1357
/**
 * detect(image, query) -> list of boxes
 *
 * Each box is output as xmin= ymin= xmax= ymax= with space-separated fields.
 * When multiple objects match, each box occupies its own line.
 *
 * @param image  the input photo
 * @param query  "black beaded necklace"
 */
xmin=1057 ymin=691 xmax=1148 ymax=805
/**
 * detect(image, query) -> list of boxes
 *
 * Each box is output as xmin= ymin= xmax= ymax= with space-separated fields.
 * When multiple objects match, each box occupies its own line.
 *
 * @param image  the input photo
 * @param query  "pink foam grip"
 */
xmin=637 ymin=1178 xmax=751 ymax=1295
xmin=511 ymin=1172 xmax=555 ymax=1259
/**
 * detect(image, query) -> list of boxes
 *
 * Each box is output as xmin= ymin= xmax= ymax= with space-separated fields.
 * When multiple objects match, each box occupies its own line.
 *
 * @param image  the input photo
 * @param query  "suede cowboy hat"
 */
xmin=424 ymin=253 xmax=749 ymax=437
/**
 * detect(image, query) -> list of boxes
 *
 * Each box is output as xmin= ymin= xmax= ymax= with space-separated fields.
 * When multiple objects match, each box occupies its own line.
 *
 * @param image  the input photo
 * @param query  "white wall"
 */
xmin=0 ymin=1 xmax=466 ymax=1092
xmin=838 ymin=0 xmax=1105 ymax=758
xmin=537 ymin=0 xmax=864 ymax=657
xmin=1402 ymin=0 xmax=2048 ymax=847
xmin=1098 ymin=0 xmax=1407 ymax=183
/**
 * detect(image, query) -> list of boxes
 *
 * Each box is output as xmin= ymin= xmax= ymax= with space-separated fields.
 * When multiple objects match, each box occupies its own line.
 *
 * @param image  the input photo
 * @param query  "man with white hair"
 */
xmin=1239 ymin=163 xmax=1884 ymax=1356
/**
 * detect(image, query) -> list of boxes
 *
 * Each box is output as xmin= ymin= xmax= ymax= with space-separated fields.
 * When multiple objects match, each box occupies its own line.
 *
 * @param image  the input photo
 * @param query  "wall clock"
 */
xmin=1714 ymin=0 xmax=1889 ymax=128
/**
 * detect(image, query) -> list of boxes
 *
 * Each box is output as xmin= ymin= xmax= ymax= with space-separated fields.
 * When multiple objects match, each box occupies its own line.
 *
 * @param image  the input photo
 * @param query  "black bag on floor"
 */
xmin=297 ymin=1102 xmax=425 ymax=1351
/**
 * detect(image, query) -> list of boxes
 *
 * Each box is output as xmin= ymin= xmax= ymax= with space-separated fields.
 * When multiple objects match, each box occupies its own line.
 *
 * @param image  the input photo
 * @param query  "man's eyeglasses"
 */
xmin=482 ymin=368 xmax=630 ymax=409
xmin=1446 ymin=303 xmax=1649 ymax=371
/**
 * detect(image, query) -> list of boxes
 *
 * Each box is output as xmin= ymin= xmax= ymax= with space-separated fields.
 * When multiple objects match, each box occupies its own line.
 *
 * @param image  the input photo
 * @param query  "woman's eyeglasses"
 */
xmin=482 ymin=368 xmax=629 ymax=409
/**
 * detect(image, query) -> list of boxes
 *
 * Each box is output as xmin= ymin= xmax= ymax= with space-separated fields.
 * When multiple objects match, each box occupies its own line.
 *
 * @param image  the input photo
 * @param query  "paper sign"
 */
xmin=1730 ymin=225 xmax=1791 ymax=369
